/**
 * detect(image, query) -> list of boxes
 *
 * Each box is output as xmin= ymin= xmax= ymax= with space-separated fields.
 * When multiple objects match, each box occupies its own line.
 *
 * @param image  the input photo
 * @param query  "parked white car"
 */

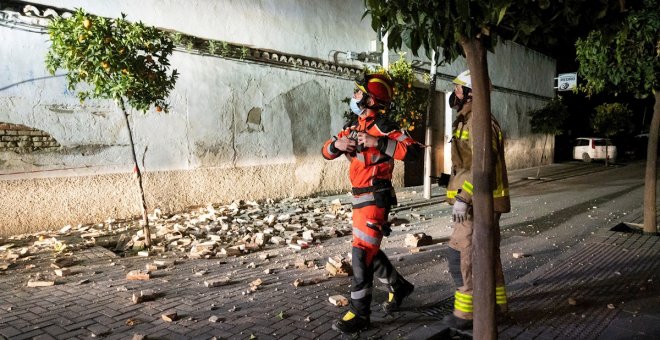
xmin=573 ymin=137 xmax=617 ymax=163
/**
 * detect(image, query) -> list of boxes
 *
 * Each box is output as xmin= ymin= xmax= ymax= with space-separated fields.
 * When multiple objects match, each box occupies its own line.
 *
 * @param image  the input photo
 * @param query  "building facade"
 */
xmin=0 ymin=0 xmax=555 ymax=236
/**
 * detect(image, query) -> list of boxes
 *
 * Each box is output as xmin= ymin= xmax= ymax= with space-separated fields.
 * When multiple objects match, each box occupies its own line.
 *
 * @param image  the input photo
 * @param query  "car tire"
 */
xmin=582 ymin=153 xmax=592 ymax=163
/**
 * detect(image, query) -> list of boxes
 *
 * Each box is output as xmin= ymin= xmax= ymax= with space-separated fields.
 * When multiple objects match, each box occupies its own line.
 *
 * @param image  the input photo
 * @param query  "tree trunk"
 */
xmin=605 ymin=143 xmax=609 ymax=167
xmin=461 ymin=37 xmax=496 ymax=339
xmin=119 ymin=98 xmax=152 ymax=247
xmin=643 ymin=91 xmax=659 ymax=234
xmin=535 ymin=134 xmax=548 ymax=178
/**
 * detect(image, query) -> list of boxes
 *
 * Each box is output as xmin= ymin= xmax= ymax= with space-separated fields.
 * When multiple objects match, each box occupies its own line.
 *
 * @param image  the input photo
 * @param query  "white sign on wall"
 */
xmin=555 ymin=73 xmax=577 ymax=91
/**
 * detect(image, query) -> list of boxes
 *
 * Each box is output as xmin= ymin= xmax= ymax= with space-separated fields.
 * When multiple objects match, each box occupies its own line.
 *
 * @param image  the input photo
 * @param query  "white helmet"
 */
xmin=452 ymin=70 xmax=472 ymax=89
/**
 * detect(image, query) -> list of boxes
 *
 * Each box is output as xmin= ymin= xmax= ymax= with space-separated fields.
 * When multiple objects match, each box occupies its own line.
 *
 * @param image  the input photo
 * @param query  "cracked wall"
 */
xmin=0 ymin=0 xmax=555 ymax=236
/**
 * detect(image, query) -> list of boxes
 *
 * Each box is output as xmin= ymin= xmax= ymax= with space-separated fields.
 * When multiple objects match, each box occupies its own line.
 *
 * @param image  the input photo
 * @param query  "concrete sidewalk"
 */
xmin=0 ymin=162 xmax=658 ymax=339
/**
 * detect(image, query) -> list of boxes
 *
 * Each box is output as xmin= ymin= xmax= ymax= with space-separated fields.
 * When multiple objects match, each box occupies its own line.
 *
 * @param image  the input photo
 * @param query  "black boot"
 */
xmin=442 ymin=314 xmax=473 ymax=331
xmin=332 ymin=311 xmax=370 ymax=334
xmin=382 ymin=278 xmax=414 ymax=313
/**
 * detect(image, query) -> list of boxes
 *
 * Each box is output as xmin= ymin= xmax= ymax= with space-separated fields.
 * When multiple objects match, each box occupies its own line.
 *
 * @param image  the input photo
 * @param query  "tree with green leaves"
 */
xmin=363 ymin=0 xmax=620 ymax=336
xmin=592 ymin=102 xmax=632 ymax=166
xmin=528 ymin=96 xmax=569 ymax=178
xmin=46 ymin=9 xmax=179 ymax=247
xmin=342 ymin=55 xmax=427 ymax=132
xmin=575 ymin=0 xmax=659 ymax=234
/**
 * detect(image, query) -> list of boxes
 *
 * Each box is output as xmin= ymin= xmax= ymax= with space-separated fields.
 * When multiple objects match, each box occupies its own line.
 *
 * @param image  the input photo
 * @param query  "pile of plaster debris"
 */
xmin=0 ymin=197 xmax=359 ymax=264
xmin=0 ymin=194 xmax=434 ymax=275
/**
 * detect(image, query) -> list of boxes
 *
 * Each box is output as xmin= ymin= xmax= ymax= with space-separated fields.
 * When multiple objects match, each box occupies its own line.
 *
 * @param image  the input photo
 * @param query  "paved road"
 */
xmin=0 ymin=161 xmax=656 ymax=339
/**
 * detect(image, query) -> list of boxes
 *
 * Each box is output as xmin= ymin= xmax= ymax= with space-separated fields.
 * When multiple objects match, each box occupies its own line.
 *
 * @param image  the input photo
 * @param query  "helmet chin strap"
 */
xmin=359 ymin=93 xmax=388 ymax=111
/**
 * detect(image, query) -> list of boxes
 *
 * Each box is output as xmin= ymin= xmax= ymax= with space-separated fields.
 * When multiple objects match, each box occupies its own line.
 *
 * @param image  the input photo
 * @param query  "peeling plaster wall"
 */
xmin=1 ymin=1 xmax=555 ymax=236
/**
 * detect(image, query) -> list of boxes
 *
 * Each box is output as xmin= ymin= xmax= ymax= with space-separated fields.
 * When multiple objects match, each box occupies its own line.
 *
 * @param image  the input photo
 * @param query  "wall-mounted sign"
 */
xmin=555 ymin=73 xmax=577 ymax=91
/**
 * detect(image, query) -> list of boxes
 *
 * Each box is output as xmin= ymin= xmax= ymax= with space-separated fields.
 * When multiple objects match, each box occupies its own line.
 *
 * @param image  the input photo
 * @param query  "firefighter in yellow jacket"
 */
xmin=443 ymin=70 xmax=511 ymax=330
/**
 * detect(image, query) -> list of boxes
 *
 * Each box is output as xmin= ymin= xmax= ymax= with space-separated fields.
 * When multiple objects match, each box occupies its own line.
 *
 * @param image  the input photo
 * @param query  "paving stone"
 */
xmin=11 ymin=329 xmax=47 ymax=340
xmin=42 ymin=324 xmax=67 ymax=337
xmin=63 ymin=318 xmax=97 ymax=331
xmin=292 ymin=327 xmax=318 ymax=338
xmin=0 ymin=326 xmax=22 ymax=338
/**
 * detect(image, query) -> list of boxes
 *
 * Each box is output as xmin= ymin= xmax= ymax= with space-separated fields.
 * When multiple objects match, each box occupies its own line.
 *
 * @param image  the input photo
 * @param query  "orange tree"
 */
xmin=45 ymin=9 xmax=178 ymax=247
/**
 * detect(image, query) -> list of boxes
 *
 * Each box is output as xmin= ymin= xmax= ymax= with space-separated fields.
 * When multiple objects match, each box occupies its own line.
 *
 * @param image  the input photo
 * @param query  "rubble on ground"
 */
xmin=325 ymin=255 xmax=353 ymax=277
xmin=0 ymin=197 xmax=357 ymax=264
xmin=404 ymin=233 xmax=433 ymax=247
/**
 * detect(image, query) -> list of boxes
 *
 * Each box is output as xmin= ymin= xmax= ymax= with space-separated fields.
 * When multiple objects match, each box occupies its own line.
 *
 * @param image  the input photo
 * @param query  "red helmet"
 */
xmin=356 ymin=71 xmax=393 ymax=106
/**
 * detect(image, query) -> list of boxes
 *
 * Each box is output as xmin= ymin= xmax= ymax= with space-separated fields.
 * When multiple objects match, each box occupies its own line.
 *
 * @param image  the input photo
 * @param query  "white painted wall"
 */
xmin=0 ymin=0 xmax=555 ymax=235
xmin=27 ymin=0 xmax=376 ymax=61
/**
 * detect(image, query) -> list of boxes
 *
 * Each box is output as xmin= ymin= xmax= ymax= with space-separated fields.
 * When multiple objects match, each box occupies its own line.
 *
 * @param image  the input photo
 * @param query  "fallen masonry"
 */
xmin=0 ymin=195 xmax=428 ymax=273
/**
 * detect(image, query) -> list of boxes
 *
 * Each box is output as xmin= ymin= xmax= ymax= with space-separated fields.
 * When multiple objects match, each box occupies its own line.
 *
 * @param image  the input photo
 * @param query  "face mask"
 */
xmin=449 ymin=91 xmax=462 ymax=110
xmin=350 ymin=97 xmax=364 ymax=115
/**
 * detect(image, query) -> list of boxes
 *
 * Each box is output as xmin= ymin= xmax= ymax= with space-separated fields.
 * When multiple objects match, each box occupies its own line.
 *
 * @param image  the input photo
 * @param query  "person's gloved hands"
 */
xmin=452 ymin=200 xmax=469 ymax=223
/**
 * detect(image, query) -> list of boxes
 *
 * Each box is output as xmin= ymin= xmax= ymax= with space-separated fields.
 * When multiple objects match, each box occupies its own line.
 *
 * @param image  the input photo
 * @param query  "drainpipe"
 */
xmin=381 ymin=30 xmax=389 ymax=69
xmin=423 ymin=50 xmax=437 ymax=199
xmin=444 ymin=92 xmax=453 ymax=174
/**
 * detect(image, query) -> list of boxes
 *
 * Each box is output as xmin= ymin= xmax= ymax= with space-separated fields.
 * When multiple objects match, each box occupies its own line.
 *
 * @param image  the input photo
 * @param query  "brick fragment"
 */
xmin=161 ymin=311 xmax=177 ymax=322
xmin=132 ymin=289 xmax=156 ymax=304
xmin=220 ymin=247 xmax=242 ymax=256
xmin=329 ymin=295 xmax=349 ymax=307
xmin=27 ymin=279 xmax=55 ymax=287
xmin=126 ymin=270 xmax=150 ymax=281
xmin=205 ymin=278 xmax=231 ymax=287
xmin=325 ymin=257 xmax=352 ymax=277
xmin=208 ymin=315 xmax=223 ymax=323
xmin=327 ymin=256 xmax=344 ymax=268
xmin=54 ymin=268 xmax=71 ymax=277
xmin=404 ymin=233 xmax=433 ymax=247
xmin=295 ymin=258 xmax=315 ymax=269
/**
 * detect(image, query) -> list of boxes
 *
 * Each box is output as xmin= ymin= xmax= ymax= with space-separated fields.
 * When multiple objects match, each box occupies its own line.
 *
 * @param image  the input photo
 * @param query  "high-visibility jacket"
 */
xmin=321 ymin=110 xmax=422 ymax=206
xmin=447 ymin=103 xmax=511 ymax=213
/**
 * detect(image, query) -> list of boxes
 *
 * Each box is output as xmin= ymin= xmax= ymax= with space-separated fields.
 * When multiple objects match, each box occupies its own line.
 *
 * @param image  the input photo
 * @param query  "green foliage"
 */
xmin=364 ymin=0 xmax=610 ymax=64
xmin=45 ymin=9 xmax=178 ymax=112
xmin=575 ymin=0 xmax=659 ymax=97
xmin=240 ymin=47 xmax=250 ymax=60
xmin=592 ymin=102 xmax=632 ymax=137
xmin=528 ymin=96 xmax=568 ymax=135
xmin=207 ymin=40 xmax=218 ymax=54
xmin=342 ymin=55 xmax=427 ymax=131
xmin=387 ymin=54 xmax=427 ymax=131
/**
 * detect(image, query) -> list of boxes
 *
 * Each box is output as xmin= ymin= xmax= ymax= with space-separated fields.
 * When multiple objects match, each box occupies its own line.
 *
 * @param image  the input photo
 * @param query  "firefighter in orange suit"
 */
xmin=443 ymin=70 xmax=511 ymax=330
xmin=322 ymin=71 xmax=422 ymax=334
